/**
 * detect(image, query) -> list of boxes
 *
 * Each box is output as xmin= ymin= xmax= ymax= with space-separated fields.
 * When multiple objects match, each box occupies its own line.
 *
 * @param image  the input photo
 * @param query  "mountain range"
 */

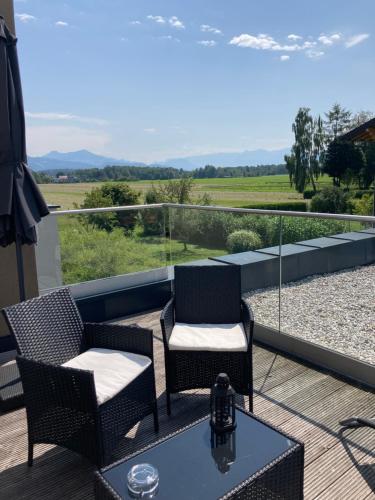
xmin=28 ymin=148 xmax=290 ymax=172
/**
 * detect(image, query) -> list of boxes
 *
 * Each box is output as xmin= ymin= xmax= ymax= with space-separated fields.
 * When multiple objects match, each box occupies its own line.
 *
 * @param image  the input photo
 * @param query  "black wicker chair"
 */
xmin=2 ymin=288 xmax=159 ymax=467
xmin=160 ymin=265 xmax=254 ymax=415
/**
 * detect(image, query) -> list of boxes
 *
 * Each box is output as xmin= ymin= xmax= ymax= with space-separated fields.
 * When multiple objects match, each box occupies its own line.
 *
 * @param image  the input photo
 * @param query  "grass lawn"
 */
xmin=58 ymin=217 xmax=225 ymax=284
xmin=40 ymin=174 xmax=332 ymax=210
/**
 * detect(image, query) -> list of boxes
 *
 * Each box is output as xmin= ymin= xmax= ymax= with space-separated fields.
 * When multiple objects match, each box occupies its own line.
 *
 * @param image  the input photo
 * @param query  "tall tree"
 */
xmin=323 ymin=140 xmax=366 ymax=187
xmin=285 ymin=108 xmax=324 ymax=193
xmin=324 ymin=103 xmax=352 ymax=142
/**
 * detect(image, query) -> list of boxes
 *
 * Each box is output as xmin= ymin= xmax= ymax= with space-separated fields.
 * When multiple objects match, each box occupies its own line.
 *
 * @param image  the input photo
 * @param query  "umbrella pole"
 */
xmin=15 ymin=234 xmax=26 ymax=302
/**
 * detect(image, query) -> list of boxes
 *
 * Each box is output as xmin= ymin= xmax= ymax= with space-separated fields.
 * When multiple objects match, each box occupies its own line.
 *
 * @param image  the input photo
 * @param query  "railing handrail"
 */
xmin=49 ymin=202 xmax=375 ymax=224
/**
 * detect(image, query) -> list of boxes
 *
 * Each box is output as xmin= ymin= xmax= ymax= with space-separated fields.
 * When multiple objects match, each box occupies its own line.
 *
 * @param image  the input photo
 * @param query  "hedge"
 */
xmin=239 ymin=201 xmax=307 ymax=212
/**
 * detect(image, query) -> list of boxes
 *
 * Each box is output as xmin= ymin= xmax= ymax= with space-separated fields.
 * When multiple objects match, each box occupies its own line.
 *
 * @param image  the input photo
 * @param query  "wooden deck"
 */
xmin=0 ymin=309 xmax=374 ymax=499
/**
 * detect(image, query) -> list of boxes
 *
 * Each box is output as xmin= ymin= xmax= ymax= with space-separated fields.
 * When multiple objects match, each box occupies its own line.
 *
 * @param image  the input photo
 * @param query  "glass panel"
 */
xmin=168 ymin=207 xmax=281 ymax=330
xmin=279 ymin=214 xmax=375 ymax=365
xmin=37 ymin=207 xmax=169 ymax=290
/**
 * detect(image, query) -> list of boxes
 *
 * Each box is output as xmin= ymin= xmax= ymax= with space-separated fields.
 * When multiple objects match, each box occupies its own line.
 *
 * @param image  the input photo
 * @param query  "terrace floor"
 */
xmin=0 ymin=309 xmax=375 ymax=499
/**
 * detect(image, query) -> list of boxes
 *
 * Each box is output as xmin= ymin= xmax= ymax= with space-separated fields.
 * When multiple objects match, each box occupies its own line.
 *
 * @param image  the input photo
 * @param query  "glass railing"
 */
xmin=36 ymin=203 xmax=375 ymax=366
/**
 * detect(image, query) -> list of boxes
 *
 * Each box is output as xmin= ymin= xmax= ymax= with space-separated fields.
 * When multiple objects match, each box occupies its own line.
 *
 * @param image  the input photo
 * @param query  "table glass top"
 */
xmin=103 ymin=410 xmax=297 ymax=499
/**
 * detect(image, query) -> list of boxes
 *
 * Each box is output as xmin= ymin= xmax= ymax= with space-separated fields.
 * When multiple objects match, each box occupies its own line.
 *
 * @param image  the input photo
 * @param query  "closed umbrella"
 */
xmin=0 ymin=16 xmax=49 ymax=301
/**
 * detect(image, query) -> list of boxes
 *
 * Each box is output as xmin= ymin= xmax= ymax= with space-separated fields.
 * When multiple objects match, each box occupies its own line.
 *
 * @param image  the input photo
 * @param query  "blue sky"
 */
xmin=14 ymin=0 xmax=375 ymax=162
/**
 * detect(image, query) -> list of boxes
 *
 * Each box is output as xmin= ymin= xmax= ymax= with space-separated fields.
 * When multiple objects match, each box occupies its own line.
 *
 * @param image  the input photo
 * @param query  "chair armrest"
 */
xmin=16 ymin=355 xmax=97 ymax=414
xmin=241 ymin=299 xmax=254 ymax=345
xmin=83 ymin=323 xmax=154 ymax=359
xmin=160 ymin=298 xmax=175 ymax=346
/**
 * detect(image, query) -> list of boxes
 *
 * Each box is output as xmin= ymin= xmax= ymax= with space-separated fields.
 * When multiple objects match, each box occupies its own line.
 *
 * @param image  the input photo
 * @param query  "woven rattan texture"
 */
xmin=161 ymin=266 xmax=254 ymax=414
xmin=174 ymin=265 xmax=242 ymax=324
xmin=4 ymin=288 xmax=84 ymax=365
xmin=3 ymin=289 xmax=159 ymax=467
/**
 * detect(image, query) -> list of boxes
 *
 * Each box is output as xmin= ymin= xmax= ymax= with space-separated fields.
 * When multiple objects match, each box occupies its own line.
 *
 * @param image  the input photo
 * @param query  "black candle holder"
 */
xmin=210 ymin=373 xmax=236 ymax=433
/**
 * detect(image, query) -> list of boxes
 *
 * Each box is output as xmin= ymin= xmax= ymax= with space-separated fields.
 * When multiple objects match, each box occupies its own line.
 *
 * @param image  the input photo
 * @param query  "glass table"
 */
xmin=95 ymin=407 xmax=304 ymax=499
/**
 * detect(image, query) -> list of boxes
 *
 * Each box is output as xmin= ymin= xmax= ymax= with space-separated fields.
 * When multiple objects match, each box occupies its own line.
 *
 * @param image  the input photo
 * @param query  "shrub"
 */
xmin=241 ymin=201 xmax=307 ymax=211
xmin=227 ymin=230 xmax=262 ymax=253
xmin=351 ymin=194 xmax=374 ymax=216
xmin=310 ymin=186 xmax=350 ymax=214
xmin=303 ymin=190 xmax=317 ymax=200
xmin=352 ymin=190 xmax=372 ymax=199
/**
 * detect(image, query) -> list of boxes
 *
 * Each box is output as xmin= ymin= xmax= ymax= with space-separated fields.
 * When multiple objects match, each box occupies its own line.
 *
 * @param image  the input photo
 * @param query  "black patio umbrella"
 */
xmin=0 ymin=16 xmax=49 ymax=301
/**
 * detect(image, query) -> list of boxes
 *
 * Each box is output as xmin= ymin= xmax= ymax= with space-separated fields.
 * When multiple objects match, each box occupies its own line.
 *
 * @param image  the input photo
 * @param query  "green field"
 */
xmin=39 ymin=174 xmax=331 ymax=210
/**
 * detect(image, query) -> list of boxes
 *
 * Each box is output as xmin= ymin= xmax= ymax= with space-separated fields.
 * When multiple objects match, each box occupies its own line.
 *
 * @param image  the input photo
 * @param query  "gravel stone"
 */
xmin=244 ymin=264 xmax=375 ymax=365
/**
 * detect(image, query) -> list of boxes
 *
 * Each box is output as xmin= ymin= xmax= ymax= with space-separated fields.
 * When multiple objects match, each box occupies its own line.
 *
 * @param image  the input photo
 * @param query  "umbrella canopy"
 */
xmin=0 ymin=16 xmax=49 ymax=301
xmin=0 ymin=15 xmax=49 ymax=248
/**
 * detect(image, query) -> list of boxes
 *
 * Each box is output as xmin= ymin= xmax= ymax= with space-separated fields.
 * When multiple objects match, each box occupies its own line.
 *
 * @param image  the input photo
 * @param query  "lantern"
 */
xmin=210 ymin=373 xmax=236 ymax=433
xmin=211 ymin=428 xmax=236 ymax=474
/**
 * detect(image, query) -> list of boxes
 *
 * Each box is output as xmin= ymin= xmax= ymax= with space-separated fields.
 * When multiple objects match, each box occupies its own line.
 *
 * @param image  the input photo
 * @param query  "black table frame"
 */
xmin=95 ymin=407 xmax=304 ymax=499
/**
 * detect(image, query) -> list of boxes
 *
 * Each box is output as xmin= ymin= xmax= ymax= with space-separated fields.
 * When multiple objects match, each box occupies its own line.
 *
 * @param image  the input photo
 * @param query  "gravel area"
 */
xmin=244 ymin=264 xmax=375 ymax=365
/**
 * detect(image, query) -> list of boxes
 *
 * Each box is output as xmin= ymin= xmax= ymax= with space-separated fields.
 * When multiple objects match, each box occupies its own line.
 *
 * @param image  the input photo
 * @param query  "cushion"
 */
xmin=168 ymin=323 xmax=247 ymax=352
xmin=63 ymin=348 xmax=151 ymax=405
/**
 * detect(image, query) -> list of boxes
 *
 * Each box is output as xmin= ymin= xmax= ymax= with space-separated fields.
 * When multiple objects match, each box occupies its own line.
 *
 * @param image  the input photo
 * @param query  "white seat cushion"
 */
xmin=63 ymin=348 xmax=151 ymax=405
xmin=168 ymin=323 xmax=247 ymax=352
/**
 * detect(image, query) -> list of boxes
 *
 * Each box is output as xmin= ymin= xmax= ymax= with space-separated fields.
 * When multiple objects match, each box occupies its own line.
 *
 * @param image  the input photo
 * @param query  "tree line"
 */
xmin=32 ymin=163 xmax=286 ymax=184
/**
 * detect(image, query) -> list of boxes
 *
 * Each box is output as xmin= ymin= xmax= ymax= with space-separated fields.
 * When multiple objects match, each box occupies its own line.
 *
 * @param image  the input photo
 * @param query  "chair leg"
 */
xmin=153 ymin=403 xmax=159 ymax=432
xmin=249 ymin=394 xmax=253 ymax=413
xmin=166 ymin=391 xmax=171 ymax=416
xmin=27 ymin=441 xmax=34 ymax=467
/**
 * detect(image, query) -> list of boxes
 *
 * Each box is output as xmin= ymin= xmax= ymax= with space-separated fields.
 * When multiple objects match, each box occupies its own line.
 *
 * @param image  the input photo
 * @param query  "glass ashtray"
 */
xmin=127 ymin=463 xmax=159 ymax=498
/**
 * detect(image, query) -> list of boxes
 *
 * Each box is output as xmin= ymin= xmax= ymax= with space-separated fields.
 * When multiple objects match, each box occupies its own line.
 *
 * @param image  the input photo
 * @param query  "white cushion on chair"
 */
xmin=168 ymin=323 xmax=247 ymax=352
xmin=62 ymin=348 xmax=151 ymax=405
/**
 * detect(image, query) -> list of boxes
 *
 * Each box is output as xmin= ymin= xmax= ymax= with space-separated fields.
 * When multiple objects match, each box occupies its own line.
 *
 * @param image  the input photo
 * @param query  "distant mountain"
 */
xmin=28 ymin=149 xmax=146 ymax=171
xmin=28 ymin=148 xmax=290 ymax=172
xmin=159 ymin=148 xmax=290 ymax=170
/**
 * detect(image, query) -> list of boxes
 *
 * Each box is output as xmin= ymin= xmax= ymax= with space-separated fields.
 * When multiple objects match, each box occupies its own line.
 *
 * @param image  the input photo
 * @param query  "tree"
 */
xmin=285 ymin=108 xmax=324 ymax=193
xmin=323 ymin=140 xmax=366 ymax=187
xmin=32 ymin=171 xmax=52 ymax=184
xmin=324 ymin=103 xmax=352 ymax=142
xmin=77 ymin=183 xmax=140 ymax=232
xmin=350 ymin=110 xmax=374 ymax=129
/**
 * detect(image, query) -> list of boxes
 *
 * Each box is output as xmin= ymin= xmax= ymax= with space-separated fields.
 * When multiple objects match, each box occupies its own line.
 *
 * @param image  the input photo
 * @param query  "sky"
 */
xmin=12 ymin=0 xmax=375 ymax=162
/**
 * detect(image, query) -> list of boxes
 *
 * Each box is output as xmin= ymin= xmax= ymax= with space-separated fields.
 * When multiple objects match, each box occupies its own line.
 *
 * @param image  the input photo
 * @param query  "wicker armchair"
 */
xmin=3 ymin=288 xmax=159 ymax=467
xmin=160 ymin=265 xmax=254 ymax=415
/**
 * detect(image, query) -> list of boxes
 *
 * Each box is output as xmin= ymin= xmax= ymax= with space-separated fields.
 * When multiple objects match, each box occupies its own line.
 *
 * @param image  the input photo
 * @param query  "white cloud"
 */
xmin=25 ymin=112 xmax=109 ymax=127
xmin=26 ymin=126 xmax=111 ymax=156
xmin=201 ymin=24 xmax=222 ymax=35
xmin=302 ymin=41 xmax=317 ymax=49
xmin=169 ymin=16 xmax=184 ymax=29
xmin=144 ymin=128 xmax=157 ymax=134
xmin=280 ymin=55 xmax=290 ymax=61
xmin=287 ymin=34 xmax=302 ymax=41
xmin=229 ymin=33 xmax=301 ymax=52
xmin=147 ymin=15 xmax=166 ymax=24
xmin=306 ymin=50 xmax=325 ymax=59
xmin=197 ymin=40 xmax=217 ymax=47
xmin=318 ymin=33 xmax=341 ymax=46
xmin=130 ymin=20 xmax=141 ymax=25
xmin=55 ymin=21 xmax=68 ymax=27
xmin=15 ymin=13 xmax=36 ymax=23
xmin=160 ymin=35 xmax=180 ymax=42
xmin=345 ymin=33 xmax=370 ymax=48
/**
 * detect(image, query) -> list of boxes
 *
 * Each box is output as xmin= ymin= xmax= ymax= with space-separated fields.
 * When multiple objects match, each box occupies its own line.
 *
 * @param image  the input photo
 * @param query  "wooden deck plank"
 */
xmin=304 ymin=426 xmax=375 ymax=499
xmin=0 ymin=308 xmax=374 ymax=500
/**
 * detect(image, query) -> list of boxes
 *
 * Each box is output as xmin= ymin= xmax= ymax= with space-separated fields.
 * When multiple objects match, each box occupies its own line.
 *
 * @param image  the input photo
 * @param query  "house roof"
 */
xmin=341 ymin=117 xmax=375 ymax=142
